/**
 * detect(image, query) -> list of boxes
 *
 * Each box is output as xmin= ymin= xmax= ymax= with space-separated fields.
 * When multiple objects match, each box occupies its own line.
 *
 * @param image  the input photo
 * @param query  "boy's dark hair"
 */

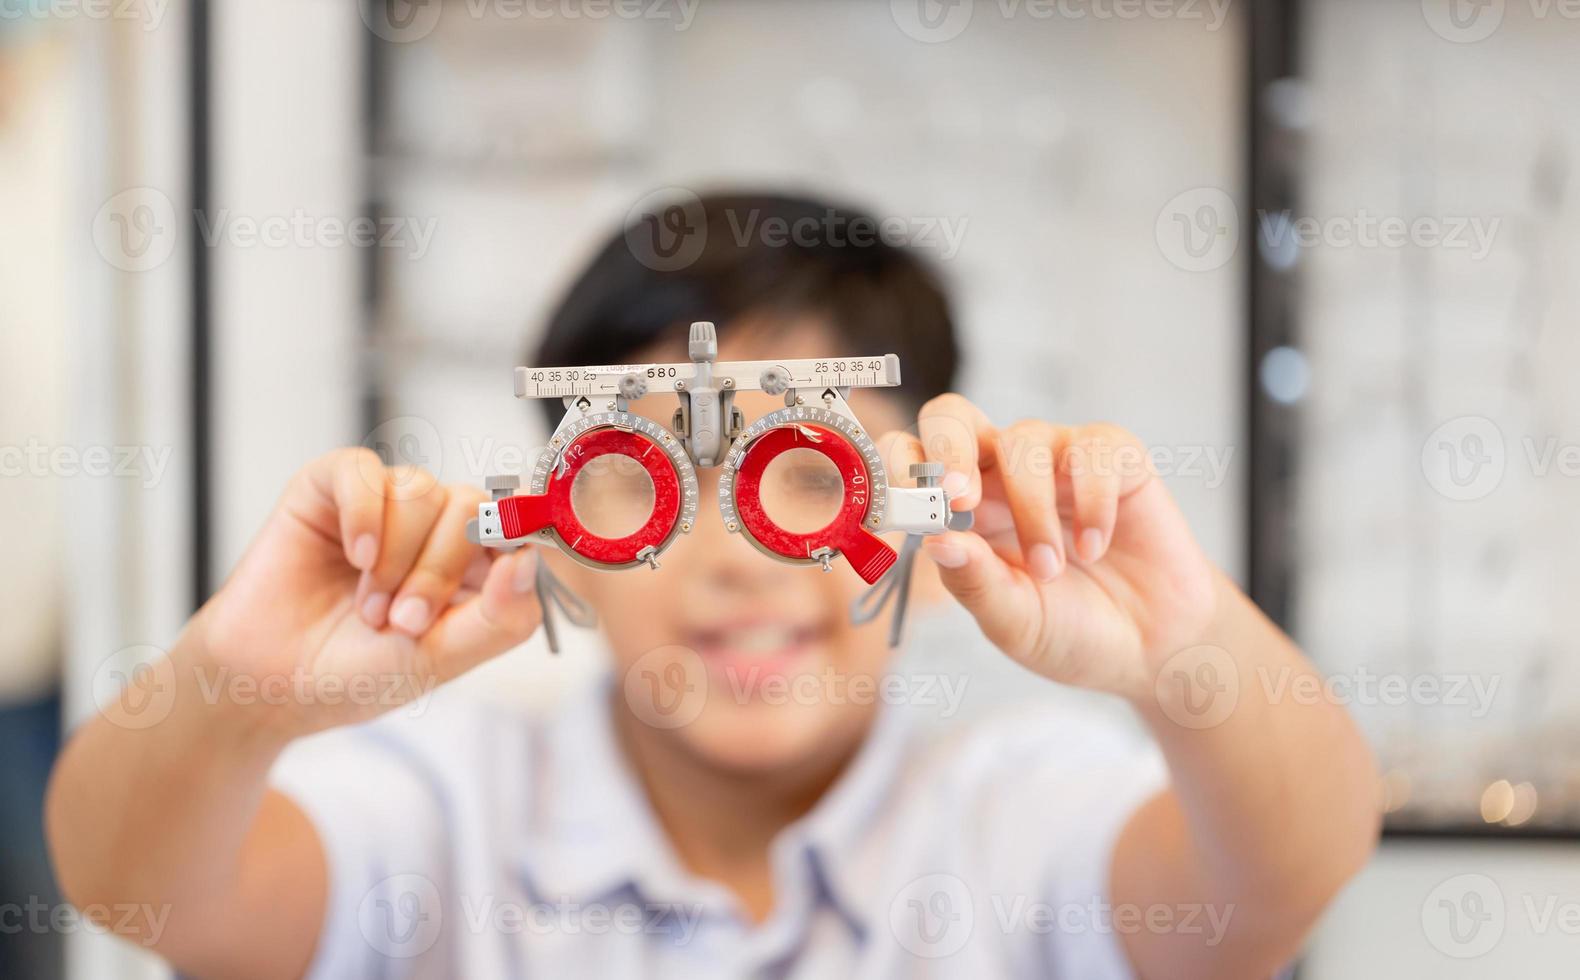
xmin=532 ymin=191 xmax=960 ymax=429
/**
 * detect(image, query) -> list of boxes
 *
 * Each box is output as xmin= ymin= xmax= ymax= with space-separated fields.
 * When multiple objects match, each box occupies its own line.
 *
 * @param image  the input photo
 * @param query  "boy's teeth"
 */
xmin=718 ymin=625 xmax=795 ymax=654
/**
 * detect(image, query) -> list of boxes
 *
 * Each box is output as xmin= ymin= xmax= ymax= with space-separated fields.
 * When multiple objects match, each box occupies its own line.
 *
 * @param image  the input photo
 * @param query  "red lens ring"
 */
xmin=733 ymin=424 xmax=898 ymax=584
xmin=497 ymin=427 xmax=681 ymax=565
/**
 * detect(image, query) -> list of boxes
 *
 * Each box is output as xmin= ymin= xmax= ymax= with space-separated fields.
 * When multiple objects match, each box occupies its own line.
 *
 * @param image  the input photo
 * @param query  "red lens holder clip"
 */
xmin=494 ymin=427 xmax=683 ymax=568
xmin=729 ymin=424 xmax=897 ymax=585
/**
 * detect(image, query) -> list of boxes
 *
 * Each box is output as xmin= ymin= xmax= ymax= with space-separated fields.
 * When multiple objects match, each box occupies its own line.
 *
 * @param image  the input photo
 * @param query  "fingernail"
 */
xmin=512 ymin=550 xmax=538 ymax=593
xmin=1079 ymin=528 xmax=1105 ymax=563
xmin=1029 ymin=543 xmax=1062 ymax=582
xmin=942 ymin=471 xmax=970 ymax=497
xmin=362 ymin=592 xmax=390 ymax=627
xmin=351 ymin=534 xmax=378 ymax=571
xmin=389 ymin=596 xmax=431 ymax=635
xmin=925 ymin=538 xmax=969 ymax=569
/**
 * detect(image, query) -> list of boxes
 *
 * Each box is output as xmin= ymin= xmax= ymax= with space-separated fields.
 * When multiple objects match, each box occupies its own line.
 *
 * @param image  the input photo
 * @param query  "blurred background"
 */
xmin=2 ymin=0 xmax=1577 ymax=976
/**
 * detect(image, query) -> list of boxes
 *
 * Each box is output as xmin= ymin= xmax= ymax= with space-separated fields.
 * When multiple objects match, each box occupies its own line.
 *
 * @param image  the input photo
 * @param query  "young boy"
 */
xmin=47 ymin=193 xmax=1379 ymax=979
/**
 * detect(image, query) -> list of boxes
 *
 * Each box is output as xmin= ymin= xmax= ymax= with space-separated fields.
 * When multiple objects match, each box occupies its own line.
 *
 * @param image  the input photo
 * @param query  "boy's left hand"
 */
xmin=885 ymin=394 xmax=1220 ymax=701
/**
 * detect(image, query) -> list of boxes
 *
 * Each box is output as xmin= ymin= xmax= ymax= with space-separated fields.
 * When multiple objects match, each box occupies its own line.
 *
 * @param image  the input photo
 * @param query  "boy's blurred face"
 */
xmin=553 ymin=317 xmax=931 ymax=775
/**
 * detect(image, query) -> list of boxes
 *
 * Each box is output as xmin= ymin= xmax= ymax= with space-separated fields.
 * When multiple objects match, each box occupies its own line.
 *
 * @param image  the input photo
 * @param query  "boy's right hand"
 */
xmin=190 ymin=448 xmax=542 ymax=739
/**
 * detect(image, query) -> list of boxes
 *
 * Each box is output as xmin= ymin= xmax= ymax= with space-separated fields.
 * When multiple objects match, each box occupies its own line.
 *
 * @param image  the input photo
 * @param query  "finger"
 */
xmin=459 ymin=551 xmax=492 ymax=593
xmin=1061 ymin=424 xmax=1134 ymax=563
xmin=917 ymin=393 xmax=996 ymax=511
xmin=387 ymin=485 xmax=488 ymax=636
xmin=419 ymin=548 xmax=542 ymax=682
xmin=290 ymin=447 xmax=387 ymax=571
xmin=357 ymin=467 xmax=445 ymax=628
xmin=970 ymin=495 xmax=1023 ymax=563
xmin=921 ymin=530 xmax=1042 ymax=658
xmin=997 ymin=419 xmax=1069 ymax=581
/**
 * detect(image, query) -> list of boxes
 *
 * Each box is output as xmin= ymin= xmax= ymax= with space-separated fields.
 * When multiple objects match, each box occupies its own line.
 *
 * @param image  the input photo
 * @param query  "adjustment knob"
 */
xmin=619 ymin=372 xmax=648 ymax=400
xmin=759 ymin=367 xmax=790 ymax=397
xmin=689 ymin=321 xmax=718 ymax=360
xmin=910 ymin=461 xmax=945 ymax=487
xmin=485 ymin=474 xmax=521 ymax=500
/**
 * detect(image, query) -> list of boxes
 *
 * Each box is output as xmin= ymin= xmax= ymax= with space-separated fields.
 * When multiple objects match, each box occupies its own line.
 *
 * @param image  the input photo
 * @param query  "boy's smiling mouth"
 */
xmin=685 ymin=616 xmax=832 ymax=690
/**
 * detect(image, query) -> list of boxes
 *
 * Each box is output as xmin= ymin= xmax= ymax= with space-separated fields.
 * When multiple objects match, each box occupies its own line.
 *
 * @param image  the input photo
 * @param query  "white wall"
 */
xmin=53 ymin=4 xmax=194 ymax=978
xmin=211 ymin=0 xmax=364 ymax=574
xmin=1307 ymin=840 xmax=1580 ymax=978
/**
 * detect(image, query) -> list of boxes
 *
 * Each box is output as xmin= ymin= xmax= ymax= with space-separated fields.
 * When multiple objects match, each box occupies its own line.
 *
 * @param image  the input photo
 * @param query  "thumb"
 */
xmin=418 ymin=548 xmax=543 ymax=683
xmin=921 ymin=531 xmax=1042 ymax=658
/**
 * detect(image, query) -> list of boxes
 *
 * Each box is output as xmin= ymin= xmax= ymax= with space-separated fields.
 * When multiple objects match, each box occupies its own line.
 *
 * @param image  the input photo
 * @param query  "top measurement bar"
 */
xmin=513 ymin=354 xmax=902 ymax=400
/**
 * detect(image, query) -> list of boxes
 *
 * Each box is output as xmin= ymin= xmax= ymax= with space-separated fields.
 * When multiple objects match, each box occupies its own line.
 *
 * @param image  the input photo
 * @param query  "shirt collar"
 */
xmin=516 ymin=674 xmax=916 ymax=935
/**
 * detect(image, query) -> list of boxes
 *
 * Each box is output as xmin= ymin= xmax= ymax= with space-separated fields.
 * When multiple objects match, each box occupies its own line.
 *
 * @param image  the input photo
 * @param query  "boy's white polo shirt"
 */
xmin=271 ymin=675 xmax=1167 ymax=978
